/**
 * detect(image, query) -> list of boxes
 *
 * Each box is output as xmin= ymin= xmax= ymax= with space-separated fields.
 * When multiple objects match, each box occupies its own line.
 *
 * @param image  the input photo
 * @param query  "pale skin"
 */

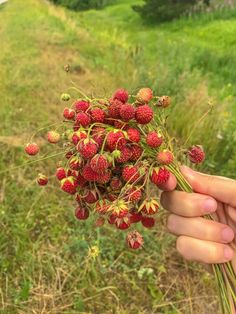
xmin=160 ymin=166 xmax=236 ymax=269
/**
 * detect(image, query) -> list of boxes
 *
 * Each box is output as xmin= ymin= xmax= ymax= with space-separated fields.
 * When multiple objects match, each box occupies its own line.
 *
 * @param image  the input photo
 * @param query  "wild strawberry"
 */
xmin=126 ymin=231 xmax=144 ymax=249
xmin=61 ymin=93 xmax=70 ymax=101
xmin=90 ymin=108 xmax=105 ymax=123
xmin=108 ymin=99 xmax=123 ymax=119
xmin=151 ymin=167 xmax=170 ymax=186
xmin=72 ymin=130 xmax=87 ymax=145
xmin=74 ymin=100 xmax=90 ymax=112
xmin=126 ymin=186 xmax=142 ymax=203
xmin=47 ymin=131 xmax=60 ymax=144
xmin=82 ymin=165 xmax=99 ymax=181
xmin=141 ymin=216 xmax=155 ymax=228
xmin=139 ymin=199 xmax=159 ymax=215
xmin=110 ymin=177 xmax=122 ymax=190
xmin=63 ymin=107 xmax=75 ymax=120
xmin=127 ymin=128 xmax=141 ymax=143
xmin=114 ymin=120 xmax=128 ymax=129
xmin=188 ymin=145 xmax=205 ymax=164
xmin=75 ymin=206 xmax=89 ymax=220
xmin=76 ymin=172 xmax=88 ymax=187
xmin=129 ymin=211 xmax=143 ymax=224
xmin=107 ymin=193 xmax=118 ymax=202
xmin=107 ymin=130 xmax=126 ymax=151
xmin=157 ymin=150 xmax=173 ymax=165
xmin=37 ymin=174 xmax=48 ymax=186
xmin=95 ymin=216 xmax=105 ymax=227
xmin=135 ymin=105 xmax=153 ymax=124
xmin=69 ymin=156 xmax=83 ymax=170
xmin=113 ymin=88 xmax=129 ymax=103
xmin=76 ymin=112 xmax=91 ymax=127
xmin=136 ymin=88 xmax=153 ymax=103
xmin=61 ymin=176 xmax=77 ymax=194
xmin=97 ymin=170 xmax=111 ymax=184
xmin=129 ymin=144 xmax=143 ymax=161
xmin=111 ymin=200 xmax=129 ymax=218
xmin=108 ymin=213 xmax=116 ymax=224
xmin=116 ymin=146 xmax=132 ymax=163
xmin=115 ymin=216 xmax=131 ymax=230
xmin=146 ymin=131 xmax=163 ymax=148
xmin=119 ymin=104 xmax=135 ymax=122
xmin=65 ymin=151 xmax=74 ymax=159
xmin=25 ymin=143 xmax=39 ymax=156
xmin=77 ymin=139 xmax=98 ymax=159
xmin=157 ymin=96 xmax=171 ymax=108
xmin=55 ymin=167 xmax=67 ymax=180
xmin=122 ymin=165 xmax=140 ymax=183
xmin=90 ymin=154 xmax=109 ymax=174
xmin=91 ymin=127 xmax=105 ymax=148
xmin=95 ymin=199 xmax=111 ymax=214
xmin=83 ymin=189 xmax=98 ymax=204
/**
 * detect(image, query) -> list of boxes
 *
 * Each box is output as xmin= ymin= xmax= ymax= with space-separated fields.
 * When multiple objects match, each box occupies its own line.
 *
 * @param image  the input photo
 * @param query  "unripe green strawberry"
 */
xmin=61 ymin=93 xmax=71 ymax=101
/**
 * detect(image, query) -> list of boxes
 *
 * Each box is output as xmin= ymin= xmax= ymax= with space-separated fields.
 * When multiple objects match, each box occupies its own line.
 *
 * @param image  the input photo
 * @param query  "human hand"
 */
xmin=160 ymin=166 xmax=236 ymax=268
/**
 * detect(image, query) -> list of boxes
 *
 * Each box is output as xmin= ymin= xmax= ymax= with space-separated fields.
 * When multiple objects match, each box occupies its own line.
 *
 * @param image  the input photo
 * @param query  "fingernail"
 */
xmin=224 ymin=247 xmax=234 ymax=260
xmin=222 ymin=227 xmax=235 ymax=242
xmin=202 ymin=198 xmax=217 ymax=213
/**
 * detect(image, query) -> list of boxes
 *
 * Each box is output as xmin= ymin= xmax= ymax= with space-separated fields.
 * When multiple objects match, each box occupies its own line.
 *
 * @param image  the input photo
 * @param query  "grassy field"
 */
xmin=0 ymin=0 xmax=236 ymax=313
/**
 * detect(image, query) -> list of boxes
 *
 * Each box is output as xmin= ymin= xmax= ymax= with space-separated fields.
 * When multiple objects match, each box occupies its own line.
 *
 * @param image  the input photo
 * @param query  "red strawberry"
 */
xmin=114 ymin=120 xmax=127 ymax=129
xmin=127 ymin=128 xmax=141 ymax=143
xmin=97 ymin=170 xmax=111 ymax=184
xmin=139 ymin=199 xmax=159 ymax=215
xmin=136 ymin=88 xmax=153 ymax=103
xmin=126 ymin=186 xmax=142 ymax=203
xmin=83 ymin=189 xmax=98 ymax=204
xmin=76 ymin=172 xmax=88 ymax=187
xmin=76 ymin=112 xmax=91 ymax=127
xmin=55 ymin=167 xmax=67 ymax=180
xmin=63 ymin=107 xmax=75 ymax=120
xmin=135 ymin=105 xmax=153 ymax=124
xmin=47 ymin=131 xmax=60 ymax=144
xmin=129 ymin=211 xmax=143 ymax=224
xmin=146 ymin=131 xmax=163 ymax=148
xmin=37 ymin=174 xmax=48 ymax=186
xmin=119 ymin=104 xmax=135 ymax=121
xmin=61 ymin=176 xmax=77 ymax=194
xmin=107 ymin=130 xmax=126 ymax=151
xmin=122 ymin=165 xmax=140 ymax=183
xmin=112 ymin=200 xmax=129 ymax=218
xmin=188 ymin=145 xmax=205 ymax=164
xmin=157 ymin=96 xmax=171 ymax=108
xmin=108 ymin=99 xmax=123 ymax=119
xmin=116 ymin=146 xmax=132 ymax=163
xmin=74 ymin=100 xmax=90 ymax=112
xmin=25 ymin=143 xmax=39 ymax=156
xmin=77 ymin=139 xmax=98 ymax=159
xmin=150 ymin=167 xmax=170 ymax=186
xmin=75 ymin=206 xmax=89 ymax=220
xmin=108 ymin=213 xmax=117 ymax=224
xmin=69 ymin=156 xmax=83 ymax=170
xmin=129 ymin=144 xmax=143 ymax=161
xmin=110 ymin=177 xmax=122 ymax=190
xmin=82 ymin=165 xmax=99 ymax=181
xmin=141 ymin=216 xmax=155 ymax=228
xmin=126 ymin=231 xmax=144 ymax=249
xmin=107 ymin=193 xmax=118 ymax=202
xmin=90 ymin=154 xmax=109 ymax=174
xmin=72 ymin=130 xmax=87 ymax=145
xmin=90 ymin=108 xmax=105 ymax=123
xmin=113 ymin=88 xmax=129 ymax=103
xmin=115 ymin=216 xmax=131 ymax=230
xmin=157 ymin=150 xmax=173 ymax=165
xmin=91 ymin=127 xmax=106 ymax=148
xmin=65 ymin=151 xmax=74 ymax=159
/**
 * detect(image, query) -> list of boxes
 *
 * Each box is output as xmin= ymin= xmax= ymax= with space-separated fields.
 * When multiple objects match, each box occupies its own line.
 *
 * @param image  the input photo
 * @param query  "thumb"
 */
xmin=181 ymin=166 xmax=236 ymax=208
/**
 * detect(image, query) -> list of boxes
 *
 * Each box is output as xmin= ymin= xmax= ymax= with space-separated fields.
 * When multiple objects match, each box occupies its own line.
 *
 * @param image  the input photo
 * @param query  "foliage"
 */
xmin=49 ymin=0 xmax=115 ymax=11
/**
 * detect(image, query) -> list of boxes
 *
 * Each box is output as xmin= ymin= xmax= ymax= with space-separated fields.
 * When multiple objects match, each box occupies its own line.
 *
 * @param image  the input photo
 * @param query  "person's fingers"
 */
xmin=167 ymin=214 xmax=235 ymax=243
xmin=176 ymin=236 xmax=234 ymax=264
xmin=161 ymin=190 xmax=217 ymax=217
xmin=181 ymin=166 xmax=236 ymax=208
xmin=158 ymin=173 xmax=177 ymax=191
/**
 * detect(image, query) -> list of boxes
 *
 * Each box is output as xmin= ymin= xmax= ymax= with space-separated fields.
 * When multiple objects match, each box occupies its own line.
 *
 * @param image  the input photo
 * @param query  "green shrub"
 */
xmin=133 ymin=0 xmax=209 ymax=23
xmin=50 ymin=0 xmax=115 ymax=11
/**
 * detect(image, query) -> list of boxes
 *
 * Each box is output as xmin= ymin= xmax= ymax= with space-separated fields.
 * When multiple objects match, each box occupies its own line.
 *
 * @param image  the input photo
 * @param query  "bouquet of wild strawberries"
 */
xmin=24 ymin=86 xmax=235 ymax=313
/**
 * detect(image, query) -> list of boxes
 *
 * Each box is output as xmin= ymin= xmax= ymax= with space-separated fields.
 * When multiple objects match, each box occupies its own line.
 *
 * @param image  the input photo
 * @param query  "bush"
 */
xmin=133 ymin=0 xmax=210 ymax=23
xmin=50 ymin=0 xmax=115 ymax=11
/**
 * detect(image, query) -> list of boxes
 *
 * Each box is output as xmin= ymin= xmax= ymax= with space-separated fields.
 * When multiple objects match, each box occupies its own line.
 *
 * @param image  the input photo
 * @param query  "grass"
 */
xmin=0 ymin=0 xmax=236 ymax=313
